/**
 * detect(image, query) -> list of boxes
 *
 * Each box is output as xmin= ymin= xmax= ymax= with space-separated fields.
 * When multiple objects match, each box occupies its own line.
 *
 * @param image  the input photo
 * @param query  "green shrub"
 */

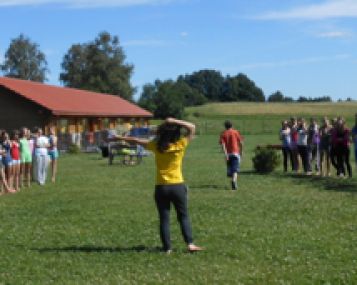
xmin=68 ymin=143 xmax=81 ymax=154
xmin=252 ymin=147 xmax=281 ymax=173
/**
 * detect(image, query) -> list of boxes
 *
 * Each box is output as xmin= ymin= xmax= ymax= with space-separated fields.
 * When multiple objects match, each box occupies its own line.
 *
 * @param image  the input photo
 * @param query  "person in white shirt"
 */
xmin=34 ymin=127 xmax=49 ymax=186
xmin=297 ymin=118 xmax=310 ymax=174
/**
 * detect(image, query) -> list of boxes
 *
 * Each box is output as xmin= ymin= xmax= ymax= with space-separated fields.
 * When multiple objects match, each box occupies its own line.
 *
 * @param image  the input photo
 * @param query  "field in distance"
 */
xmin=187 ymin=102 xmax=357 ymax=117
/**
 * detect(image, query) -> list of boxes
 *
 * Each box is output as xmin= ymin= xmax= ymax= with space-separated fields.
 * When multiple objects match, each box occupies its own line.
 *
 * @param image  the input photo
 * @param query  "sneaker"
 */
xmin=231 ymin=181 xmax=238 ymax=190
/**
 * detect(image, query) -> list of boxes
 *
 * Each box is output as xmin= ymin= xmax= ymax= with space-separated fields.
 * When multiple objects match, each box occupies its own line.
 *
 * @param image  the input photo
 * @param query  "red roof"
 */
xmin=0 ymin=77 xmax=152 ymax=118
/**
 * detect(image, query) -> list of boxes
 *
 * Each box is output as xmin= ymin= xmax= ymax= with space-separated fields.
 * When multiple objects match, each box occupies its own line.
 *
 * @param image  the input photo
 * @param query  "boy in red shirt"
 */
xmin=219 ymin=121 xmax=243 ymax=190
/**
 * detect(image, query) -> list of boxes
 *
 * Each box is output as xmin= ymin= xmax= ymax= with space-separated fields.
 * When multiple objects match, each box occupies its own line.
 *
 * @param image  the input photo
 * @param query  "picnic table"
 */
xmin=108 ymin=141 xmax=145 ymax=165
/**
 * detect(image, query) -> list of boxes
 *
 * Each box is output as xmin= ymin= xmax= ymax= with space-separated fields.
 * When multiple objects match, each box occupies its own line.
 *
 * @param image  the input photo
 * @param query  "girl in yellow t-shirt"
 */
xmin=117 ymin=118 xmax=203 ymax=254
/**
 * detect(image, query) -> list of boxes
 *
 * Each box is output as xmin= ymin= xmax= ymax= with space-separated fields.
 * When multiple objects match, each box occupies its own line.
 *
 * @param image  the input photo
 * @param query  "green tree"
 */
xmin=60 ymin=31 xmax=135 ymax=100
xmin=138 ymin=79 xmax=206 ymax=118
xmin=154 ymin=80 xmax=185 ymax=119
xmin=138 ymin=83 xmax=158 ymax=113
xmin=268 ymin=91 xmax=285 ymax=102
xmin=1 ymin=34 xmax=48 ymax=82
xmin=178 ymin=69 xmax=225 ymax=101
xmin=222 ymin=73 xmax=265 ymax=102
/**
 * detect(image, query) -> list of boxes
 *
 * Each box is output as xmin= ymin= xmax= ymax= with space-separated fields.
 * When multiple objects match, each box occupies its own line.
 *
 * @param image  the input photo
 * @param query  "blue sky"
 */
xmin=0 ymin=0 xmax=357 ymax=101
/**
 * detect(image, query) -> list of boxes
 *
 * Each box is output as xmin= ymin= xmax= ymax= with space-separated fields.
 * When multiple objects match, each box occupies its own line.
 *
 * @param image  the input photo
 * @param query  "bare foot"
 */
xmin=188 ymin=244 xmax=204 ymax=252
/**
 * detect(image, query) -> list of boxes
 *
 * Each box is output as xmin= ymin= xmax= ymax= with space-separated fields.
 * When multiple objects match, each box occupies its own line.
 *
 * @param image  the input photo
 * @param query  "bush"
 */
xmin=252 ymin=147 xmax=281 ymax=173
xmin=68 ymin=143 xmax=81 ymax=154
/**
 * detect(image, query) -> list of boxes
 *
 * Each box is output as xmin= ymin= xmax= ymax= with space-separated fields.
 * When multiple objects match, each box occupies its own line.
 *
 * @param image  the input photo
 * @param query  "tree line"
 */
xmin=0 ymin=32 xmax=344 ymax=119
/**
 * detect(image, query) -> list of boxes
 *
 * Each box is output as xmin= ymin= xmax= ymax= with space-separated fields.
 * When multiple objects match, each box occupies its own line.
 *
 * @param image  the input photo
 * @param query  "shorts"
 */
xmin=21 ymin=152 xmax=32 ymax=164
xmin=48 ymin=149 xmax=59 ymax=161
xmin=227 ymin=154 xmax=240 ymax=177
xmin=2 ymin=157 xmax=12 ymax=167
xmin=12 ymin=159 xmax=21 ymax=165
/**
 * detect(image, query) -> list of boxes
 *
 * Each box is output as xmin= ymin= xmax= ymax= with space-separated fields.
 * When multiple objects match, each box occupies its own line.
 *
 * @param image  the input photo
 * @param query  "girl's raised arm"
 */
xmin=166 ymin=118 xmax=196 ymax=141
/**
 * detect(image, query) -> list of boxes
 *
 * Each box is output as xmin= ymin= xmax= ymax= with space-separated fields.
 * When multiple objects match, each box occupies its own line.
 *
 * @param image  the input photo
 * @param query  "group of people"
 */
xmin=280 ymin=114 xmax=357 ymax=178
xmin=0 ymin=126 xmax=59 ymax=195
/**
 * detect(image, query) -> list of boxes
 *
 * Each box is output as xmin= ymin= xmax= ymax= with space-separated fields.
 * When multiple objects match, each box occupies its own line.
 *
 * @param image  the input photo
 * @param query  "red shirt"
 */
xmin=219 ymin=129 xmax=243 ymax=154
xmin=11 ymin=141 xmax=20 ymax=160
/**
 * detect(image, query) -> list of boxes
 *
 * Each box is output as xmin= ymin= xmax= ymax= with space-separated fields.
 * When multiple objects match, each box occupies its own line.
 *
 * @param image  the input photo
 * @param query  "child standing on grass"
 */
xmin=352 ymin=113 xmax=357 ymax=169
xmin=20 ymin=128 xmax=32 ymax=188
xmin=11 ymin=130 xmax=21 ymax=191
xmin=280 ymin=120 xmax=291 ymax=172
xmin=319 ymin=117 xmax=332 ymax=177
xmin=289 ymin=117 xmax=299 ymax=172
xmin=0 ymin=145 xmax=15 ymax=195
xmin=307 ymin=118 xmax=320 ymax=175
xmin=48 ymin=127 xmax=59 ymax=183
xmin=332 ymin=118 xmax=352 ymax=178
xmin=297 ymin=118 xmax=310 ymax=174
xmin=34 ymin=127 xmax=50 ymax=186
xmin=115 ymin=118 xmax=203 ymax=254
xmin=2 ymin=131 xmax=13 ymax=190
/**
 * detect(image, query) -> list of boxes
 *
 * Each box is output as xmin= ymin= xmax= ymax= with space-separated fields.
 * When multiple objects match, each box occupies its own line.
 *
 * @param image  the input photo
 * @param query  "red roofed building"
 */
xmin=0 ymin=77 xmax=152 ymax=148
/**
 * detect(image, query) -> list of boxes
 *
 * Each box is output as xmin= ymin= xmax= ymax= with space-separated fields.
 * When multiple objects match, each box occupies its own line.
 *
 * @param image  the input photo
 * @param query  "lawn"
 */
xmin=0 ymin=133 xmax=356 ymax=284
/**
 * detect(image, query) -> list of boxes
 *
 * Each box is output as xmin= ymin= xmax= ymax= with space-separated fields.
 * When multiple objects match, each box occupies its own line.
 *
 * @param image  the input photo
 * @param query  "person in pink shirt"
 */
xmin=10 ymin=130 xmax=21 ymax=191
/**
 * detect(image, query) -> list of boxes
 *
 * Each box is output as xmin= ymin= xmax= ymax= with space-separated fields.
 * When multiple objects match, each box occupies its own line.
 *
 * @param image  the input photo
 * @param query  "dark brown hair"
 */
xmin=156 ymin=122 xmax=182 ymax=153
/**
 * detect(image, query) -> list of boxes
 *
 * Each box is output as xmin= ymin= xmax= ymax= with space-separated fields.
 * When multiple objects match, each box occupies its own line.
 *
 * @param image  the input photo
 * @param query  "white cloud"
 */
xmin=316 ymin=31 xmax=352 ymax=38
xmin=0 ymin=0 xmax=174 ymax=8
xmin=122 ymin=39 xmax=169 ymax=47
xmin=255 ymin=0 xmax=357 ymax=20
xmin=180 ymin=31 xmax=188 ymax=37
xmin=239 ymin=54 xmax=351 ymax=70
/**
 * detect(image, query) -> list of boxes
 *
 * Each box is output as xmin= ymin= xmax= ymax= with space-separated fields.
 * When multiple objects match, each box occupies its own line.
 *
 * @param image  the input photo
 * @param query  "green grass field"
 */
xmin=1 ymin=130 xmax=356 ymax=284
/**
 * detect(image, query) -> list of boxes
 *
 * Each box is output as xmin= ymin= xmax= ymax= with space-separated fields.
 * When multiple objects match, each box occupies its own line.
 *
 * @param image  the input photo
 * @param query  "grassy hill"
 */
xmin=186 ymin=102 xmax=357 ymax=136
xmin=187 ymin=102 xmax=357 ymax=117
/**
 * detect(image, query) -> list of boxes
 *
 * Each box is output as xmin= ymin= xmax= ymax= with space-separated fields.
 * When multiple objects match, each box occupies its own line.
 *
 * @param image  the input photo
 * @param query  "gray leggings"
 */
xmin=155 ymin=184 xmax=193 ymax=251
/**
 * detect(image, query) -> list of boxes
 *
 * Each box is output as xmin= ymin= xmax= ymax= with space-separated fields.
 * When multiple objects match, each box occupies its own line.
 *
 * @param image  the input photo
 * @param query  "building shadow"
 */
xmin=32 ymin=245 xmax=162 ymax=254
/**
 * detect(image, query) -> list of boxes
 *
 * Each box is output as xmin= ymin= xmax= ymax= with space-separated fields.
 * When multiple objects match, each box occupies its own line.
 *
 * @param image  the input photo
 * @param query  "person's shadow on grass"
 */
xmin=275 ymin=172 xmax=357 ymax=193
xmin=32 ymin=245 xmax=162 ymax=253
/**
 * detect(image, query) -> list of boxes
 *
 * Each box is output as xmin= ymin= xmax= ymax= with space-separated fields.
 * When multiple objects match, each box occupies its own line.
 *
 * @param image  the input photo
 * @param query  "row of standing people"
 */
xmin=0 ymin=126 xmax=59 ymax=195
xmin=280 ymin=115 xmax=357 ymax=178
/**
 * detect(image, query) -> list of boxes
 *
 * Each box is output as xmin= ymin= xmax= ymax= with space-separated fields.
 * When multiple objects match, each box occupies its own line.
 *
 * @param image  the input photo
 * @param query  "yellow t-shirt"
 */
xmin=146 ymin=137 xmax=188 ymax=185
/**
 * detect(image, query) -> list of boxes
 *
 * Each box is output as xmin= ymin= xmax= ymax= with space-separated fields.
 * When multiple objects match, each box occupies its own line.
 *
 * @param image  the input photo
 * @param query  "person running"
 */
xmin=48 ymin=127 xmax=59 ymax=183
xmin=34 ymin=127 xmax=50 ymax=186
xmin=297 ymin=118 xmax=310 ymax=174
xmin=307 ymin=118 xmax=320 ymax=175
xmin=10 ymin=130 xmax=21 ymax=191
xmin=219 ymin=120 xmax=243 ymax=190
xmin=20 ymin=127 xmax=32 ymax=188
xmin=115 ymin=118 xmax=202 ymax=254
xmin=332 ymin=118 xmax=352 ymax=178
xmin=319 ymin=117 xmax=332 ymax=177
xmin=280 ymin=120 xmax=291 ymax=172
xmin=289 ymin=117 xmax=299 ymax=172
xmin=352 ymin=113 xmax=357 ymax=169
